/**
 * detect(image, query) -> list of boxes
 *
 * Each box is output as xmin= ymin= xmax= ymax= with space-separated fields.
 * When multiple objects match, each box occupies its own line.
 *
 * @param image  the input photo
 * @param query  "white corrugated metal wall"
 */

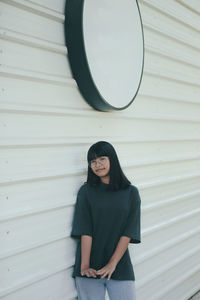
xmin=0 ymin=0 xmax=200 ymax=299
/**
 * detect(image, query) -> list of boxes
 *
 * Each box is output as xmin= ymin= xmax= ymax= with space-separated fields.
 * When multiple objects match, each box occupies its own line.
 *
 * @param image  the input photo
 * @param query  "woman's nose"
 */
xmin=95 ymin=160 xmax=103 ymax=167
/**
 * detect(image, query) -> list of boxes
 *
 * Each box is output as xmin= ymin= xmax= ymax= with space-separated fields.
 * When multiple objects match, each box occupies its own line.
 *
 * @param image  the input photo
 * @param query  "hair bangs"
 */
xmin=87 ymin=142 xmax=109 ymax=163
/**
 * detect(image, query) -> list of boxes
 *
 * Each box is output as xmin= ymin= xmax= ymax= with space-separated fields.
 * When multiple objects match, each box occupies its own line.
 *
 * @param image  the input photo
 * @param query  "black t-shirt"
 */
xmin=71 ymin=181 xmax=141 ymax=281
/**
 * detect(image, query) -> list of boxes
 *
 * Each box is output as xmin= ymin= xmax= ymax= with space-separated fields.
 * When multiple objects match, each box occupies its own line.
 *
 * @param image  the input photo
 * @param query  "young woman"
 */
xmin=71 ymin=141 xmax=141 ymax=300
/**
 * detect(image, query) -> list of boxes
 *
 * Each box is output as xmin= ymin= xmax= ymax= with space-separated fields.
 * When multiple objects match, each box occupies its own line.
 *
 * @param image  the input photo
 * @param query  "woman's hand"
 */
xmin=81 ymin=266 xmax=97 ymax=278
xmin=96 ymin=261 xmax=117 ymax=280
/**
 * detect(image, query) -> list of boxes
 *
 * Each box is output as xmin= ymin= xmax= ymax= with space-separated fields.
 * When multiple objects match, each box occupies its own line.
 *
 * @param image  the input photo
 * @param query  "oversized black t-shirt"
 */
xmin=71 ymin=181 xmax=141 ymax=281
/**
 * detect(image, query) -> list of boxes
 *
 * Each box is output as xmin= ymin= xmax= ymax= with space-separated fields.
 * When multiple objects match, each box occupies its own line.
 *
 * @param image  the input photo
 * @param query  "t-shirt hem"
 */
xmin=72 ymin=274 xmax=135 ymax=281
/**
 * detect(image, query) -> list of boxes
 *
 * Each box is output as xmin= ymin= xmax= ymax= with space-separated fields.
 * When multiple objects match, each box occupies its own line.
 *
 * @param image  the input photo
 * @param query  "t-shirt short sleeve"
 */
xmin=71 ymin=185 xmax=93 ymax=238
xmin=121 ymin=187 xmax=141 ymax=244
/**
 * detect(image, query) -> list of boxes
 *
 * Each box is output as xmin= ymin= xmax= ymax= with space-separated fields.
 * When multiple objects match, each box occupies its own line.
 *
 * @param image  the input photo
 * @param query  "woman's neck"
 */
xmin=100 ymin=175 xmax=110 ymax=184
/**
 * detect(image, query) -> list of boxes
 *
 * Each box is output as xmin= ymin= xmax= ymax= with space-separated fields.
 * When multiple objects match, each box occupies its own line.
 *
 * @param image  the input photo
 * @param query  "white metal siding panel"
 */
xmin=0 ymin=1 xmax=200 ymax=300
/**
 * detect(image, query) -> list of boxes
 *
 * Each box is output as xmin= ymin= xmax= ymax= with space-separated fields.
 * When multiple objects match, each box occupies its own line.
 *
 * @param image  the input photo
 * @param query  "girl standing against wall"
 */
xmin=71 ymin=141 xmax=141 ymax=300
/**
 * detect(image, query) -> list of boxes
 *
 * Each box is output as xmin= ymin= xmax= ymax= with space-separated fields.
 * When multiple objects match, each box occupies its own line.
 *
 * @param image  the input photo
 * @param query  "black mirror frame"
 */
xmin=64 ymin=0 xmax=145 ymax=112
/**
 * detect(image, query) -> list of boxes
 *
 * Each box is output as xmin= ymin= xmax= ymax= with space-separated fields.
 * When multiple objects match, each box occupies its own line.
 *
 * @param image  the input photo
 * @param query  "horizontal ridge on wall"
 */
xmin=138 ymin=242 xmax=200 ymax=286
xmin=0 ymin=65 xmax=75 ymax=86
xmin=0 ymin=136 xmax=200 ymax=147
xmin=140 ymin=2 xmax=200 ymax=51
xmin=0 ymin=260 xmax=73 ymax=298
xmin=1 ymin=160 xmax=200 ymax=186
xmin=153 ymin=265 xmax=200 ymax=300
xmin=1 ymin=102 xmax=200 ymax=123
xmin=0 ymin=29 xmax=67 ymax=54
xmin=136 ymin=225 xmax=200 ymax=265
xmin=139 ymin=248 xmax=200 ymax=297
xmin=177 ymin=0 xmax=200 ymax=15
xmin=140 ymin=0 xmax=200 ymax=31
xmin=143 ymin=208 xmax=200 ymax=239
xmin=1 ymin=0 xmax=64 ymax=22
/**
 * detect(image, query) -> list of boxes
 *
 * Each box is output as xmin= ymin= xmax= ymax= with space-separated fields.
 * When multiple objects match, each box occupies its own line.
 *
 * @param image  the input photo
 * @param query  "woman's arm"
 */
xmin=109 ymin=236 xmax=131 ymax=265
xmin=80 ymin=235 xmax=97 ymax=278
xmin=81 ymin=235 xmax=92 ymax=268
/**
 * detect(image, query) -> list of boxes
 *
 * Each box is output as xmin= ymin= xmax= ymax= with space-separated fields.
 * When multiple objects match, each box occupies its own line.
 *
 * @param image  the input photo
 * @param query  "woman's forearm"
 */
xmin=109 ymin=236 xmax=131 ymax=266
xmin=81 ymin=235 xmax=93 ymax=268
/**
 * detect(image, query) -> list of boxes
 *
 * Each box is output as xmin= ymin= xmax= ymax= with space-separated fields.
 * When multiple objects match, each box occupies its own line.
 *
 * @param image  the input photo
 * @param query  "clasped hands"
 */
xmin=81 ymin=261 xmax=117 ymax=280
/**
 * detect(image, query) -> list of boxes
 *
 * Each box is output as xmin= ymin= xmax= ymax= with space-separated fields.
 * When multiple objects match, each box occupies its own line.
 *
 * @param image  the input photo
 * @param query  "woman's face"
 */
xmin=90 ymin=156 xmax=110 ymax=179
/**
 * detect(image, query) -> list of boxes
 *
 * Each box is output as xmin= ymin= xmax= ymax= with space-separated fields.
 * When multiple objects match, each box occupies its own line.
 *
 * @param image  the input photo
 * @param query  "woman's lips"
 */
xmin=96 ymin=168 xmax=105 ymax=172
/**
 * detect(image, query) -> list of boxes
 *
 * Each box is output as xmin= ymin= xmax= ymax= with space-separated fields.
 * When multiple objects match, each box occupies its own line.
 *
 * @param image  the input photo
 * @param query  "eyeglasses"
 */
xmin=88 ymin=156 xmax=108 ymax=168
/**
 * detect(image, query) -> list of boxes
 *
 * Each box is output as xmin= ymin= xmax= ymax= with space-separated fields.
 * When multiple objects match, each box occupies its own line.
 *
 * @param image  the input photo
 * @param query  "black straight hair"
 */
xmin=86 ymin=141 xmax=131 ymax=191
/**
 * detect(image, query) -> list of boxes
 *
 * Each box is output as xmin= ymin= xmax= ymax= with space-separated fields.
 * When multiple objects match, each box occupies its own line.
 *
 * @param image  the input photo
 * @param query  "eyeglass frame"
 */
xmin=88 ymin=156 xmax=109 ymax=168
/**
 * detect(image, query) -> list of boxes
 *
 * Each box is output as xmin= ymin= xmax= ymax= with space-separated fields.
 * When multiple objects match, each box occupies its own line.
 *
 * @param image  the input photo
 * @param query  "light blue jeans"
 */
xmin=75 ymin=276 xmax=136 ymax=300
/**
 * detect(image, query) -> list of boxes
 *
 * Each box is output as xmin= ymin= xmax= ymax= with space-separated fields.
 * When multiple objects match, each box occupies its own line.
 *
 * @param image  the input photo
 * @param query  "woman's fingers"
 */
xmin=83 ymin=268 xmax=97 ymax=278
xmin=100 ymin=272 xmax=108 ymax=279
xmin=90 ymin=269 xmax=97 ymax=277
xmin=96 ymin=267 xmax=115 ymax=279
xmin=97 ymin=268 xmax=108 ymax=278
xmin=96 ymin=262 xmax=116 ymax=279
xmin=96 ymin=268 xmax=105 ymax=275
xmin=96 ymin=268 xmax=108 ymax=278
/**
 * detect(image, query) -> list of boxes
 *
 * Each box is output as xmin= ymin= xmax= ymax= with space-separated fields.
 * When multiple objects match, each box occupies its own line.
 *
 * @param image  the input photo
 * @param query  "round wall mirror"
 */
xmin=65 ymin=0 xmax=144 ymax=111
